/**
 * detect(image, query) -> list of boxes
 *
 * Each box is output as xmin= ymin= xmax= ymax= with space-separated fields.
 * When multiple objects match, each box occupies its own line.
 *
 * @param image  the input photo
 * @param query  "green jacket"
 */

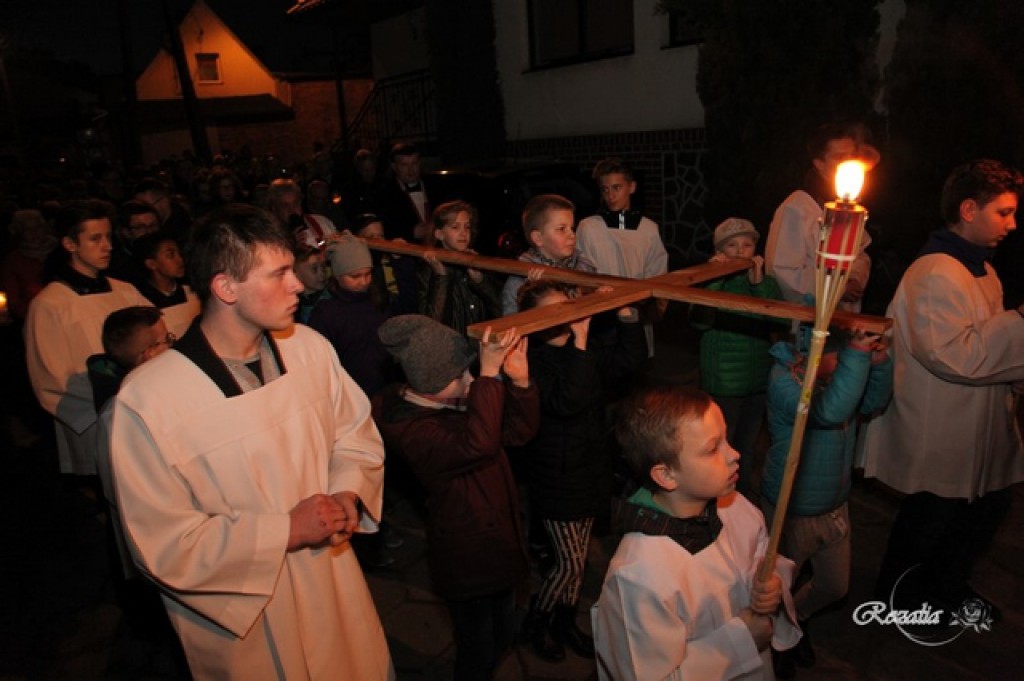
xmin=692 ymin=272 xmax=786 ymax=397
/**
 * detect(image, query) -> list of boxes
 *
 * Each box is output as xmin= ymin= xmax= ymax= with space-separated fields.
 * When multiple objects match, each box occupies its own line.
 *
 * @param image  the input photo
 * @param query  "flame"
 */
xmin=835 ymin=161 xmax=866 ymax=202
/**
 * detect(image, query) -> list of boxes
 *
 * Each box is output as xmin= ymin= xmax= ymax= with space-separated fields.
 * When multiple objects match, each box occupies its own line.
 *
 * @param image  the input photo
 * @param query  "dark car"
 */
xmin=424 ymin=161 xmax=599 ymax=258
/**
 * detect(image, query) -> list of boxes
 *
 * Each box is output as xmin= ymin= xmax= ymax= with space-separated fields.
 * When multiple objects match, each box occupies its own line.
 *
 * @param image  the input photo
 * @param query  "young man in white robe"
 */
xmin=765 ymin=123 xmax=874 ymax=313
xmin=863 ymin=159 xmax=1024 ymax=614
xmin=25 ymin=199 xmax=151 ymax=477
xmin=592 ymin=385 xmax=800 ymax=681
xmin=110 ymin=204 xmax=394 ymax=680
xmin=576 ymin=157 xmax=668 ymax=357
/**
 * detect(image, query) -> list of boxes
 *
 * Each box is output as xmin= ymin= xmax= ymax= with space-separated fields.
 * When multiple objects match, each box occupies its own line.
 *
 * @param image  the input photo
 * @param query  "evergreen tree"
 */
xmin=660 ymin=0 xmax=881 ymax=228
xmin=883 ymin=0 xmax=1024 ymax=257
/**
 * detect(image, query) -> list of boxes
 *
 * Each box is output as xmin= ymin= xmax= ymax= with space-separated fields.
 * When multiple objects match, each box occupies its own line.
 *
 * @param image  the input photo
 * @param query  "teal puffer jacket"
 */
xmin=693 ymin=273 xmax=787 ymax=397
xmin=761 ymin=341 xmax=893 ymax=516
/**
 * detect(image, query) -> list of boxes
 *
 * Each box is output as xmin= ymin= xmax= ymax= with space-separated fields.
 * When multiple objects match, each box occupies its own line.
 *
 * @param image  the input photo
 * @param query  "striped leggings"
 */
xmin=536 ymin=517 xmax=594 ymax=612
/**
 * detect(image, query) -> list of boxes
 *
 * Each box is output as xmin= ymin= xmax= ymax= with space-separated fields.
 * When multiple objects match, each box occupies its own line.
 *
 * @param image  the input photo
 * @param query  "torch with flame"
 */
xmin=757 ymin=160 xmax=870 ymax=583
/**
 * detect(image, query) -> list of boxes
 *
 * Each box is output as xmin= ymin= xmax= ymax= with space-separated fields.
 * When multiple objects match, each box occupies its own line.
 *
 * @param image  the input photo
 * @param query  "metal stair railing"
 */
xmin=342 ymin=69 xmax=436 ymax=153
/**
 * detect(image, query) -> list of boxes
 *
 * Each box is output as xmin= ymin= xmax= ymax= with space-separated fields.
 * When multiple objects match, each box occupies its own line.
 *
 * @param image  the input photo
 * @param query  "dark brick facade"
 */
xmin=508 ymin=128 xmax=712 ymax=266
xmin=217 ymin=79 xmax=372 ymax=167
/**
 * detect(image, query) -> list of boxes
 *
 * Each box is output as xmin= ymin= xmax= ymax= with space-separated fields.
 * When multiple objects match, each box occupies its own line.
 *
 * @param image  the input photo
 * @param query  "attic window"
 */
xmin=196 ymin=53 xmax=221 ymax=83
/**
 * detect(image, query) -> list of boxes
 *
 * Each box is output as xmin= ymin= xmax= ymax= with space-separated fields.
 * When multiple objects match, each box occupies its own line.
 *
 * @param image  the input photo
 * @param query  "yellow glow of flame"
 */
xmin=835 ymin=161 xmax=866 ymax=202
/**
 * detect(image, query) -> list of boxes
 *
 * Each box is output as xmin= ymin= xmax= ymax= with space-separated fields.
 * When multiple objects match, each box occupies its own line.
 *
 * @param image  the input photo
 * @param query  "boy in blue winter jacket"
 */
xmin=760 ymin=325 xmax=892 ymax=677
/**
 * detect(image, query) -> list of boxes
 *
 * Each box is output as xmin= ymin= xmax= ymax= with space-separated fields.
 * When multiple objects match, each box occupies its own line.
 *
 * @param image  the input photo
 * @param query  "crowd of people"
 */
xmin=2 ymin=130 xmax=1023 ymax=681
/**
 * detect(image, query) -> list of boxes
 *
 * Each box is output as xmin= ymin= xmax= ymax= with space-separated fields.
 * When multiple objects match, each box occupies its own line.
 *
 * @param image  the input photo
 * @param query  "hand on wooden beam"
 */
xmin=360 ymin=237 xmax=890 ymax=336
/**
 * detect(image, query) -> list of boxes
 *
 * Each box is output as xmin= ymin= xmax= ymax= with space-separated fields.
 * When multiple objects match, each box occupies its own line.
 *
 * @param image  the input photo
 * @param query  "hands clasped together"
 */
xmin=288 ymin=491 xmax=362 ymax=551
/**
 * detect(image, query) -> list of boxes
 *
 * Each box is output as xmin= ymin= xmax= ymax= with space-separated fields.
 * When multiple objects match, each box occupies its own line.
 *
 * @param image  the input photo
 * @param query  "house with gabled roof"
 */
xmin=134 ymin=0 xmax=370 ymax=167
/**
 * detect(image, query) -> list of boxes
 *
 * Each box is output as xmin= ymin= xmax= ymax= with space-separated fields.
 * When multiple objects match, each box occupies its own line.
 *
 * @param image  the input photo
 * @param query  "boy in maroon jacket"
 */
xmin=372 ymin=315 xmax=538 ymax=680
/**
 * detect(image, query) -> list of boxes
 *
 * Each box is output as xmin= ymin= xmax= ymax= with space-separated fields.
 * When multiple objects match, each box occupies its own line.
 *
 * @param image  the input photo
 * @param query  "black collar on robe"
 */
xmin=136 ymin=279 xmax=187 ymax=308
xmin=611 ymin=495 xmax=723 ymax=554
xmin=52 ymin=260 xmax=112 ymax=295
xmin=599 ymin=208 xmax=643 ymax=231
xmin=173 ymin=317 xmax=287 ymax=397
xmin=917 ymin=228 xmax=993 ymax=277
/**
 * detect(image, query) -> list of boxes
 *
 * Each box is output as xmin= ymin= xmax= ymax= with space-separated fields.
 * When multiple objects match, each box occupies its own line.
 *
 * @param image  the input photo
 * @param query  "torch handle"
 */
xmin=756 ymin=331 xmax=828 ymax=584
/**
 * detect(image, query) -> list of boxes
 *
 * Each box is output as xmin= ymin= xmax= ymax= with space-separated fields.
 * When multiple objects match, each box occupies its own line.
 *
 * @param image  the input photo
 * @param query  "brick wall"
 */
xmin=217 ymin=80 xmax=372 ymax=168
xmin=508 ymin=128 xmax=712 ymax=266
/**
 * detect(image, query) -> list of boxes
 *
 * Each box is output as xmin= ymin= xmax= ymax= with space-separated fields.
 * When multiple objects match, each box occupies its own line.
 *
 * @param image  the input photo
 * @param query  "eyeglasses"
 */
xmin=154 ymin=331 xmax=176 ymax=350
xmin=138 ymin=332 xmax=176 ymax=363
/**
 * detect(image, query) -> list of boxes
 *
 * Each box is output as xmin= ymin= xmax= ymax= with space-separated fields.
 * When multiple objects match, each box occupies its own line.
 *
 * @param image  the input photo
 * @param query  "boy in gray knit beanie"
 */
xmin=378 ymin=314 xmax=477 ymax=396
xmin=372 ymin=316 xmax=539 ymax=678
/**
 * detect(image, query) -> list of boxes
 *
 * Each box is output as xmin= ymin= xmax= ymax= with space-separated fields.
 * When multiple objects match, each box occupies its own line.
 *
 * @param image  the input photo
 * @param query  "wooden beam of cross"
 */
xmin=362 ymin=238 xmax=892 ymax=338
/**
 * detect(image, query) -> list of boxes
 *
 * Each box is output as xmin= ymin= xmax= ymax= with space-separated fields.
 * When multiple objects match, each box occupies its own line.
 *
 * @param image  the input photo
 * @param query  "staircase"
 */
xmin=340 ymin=69 xmax=436 ymax=155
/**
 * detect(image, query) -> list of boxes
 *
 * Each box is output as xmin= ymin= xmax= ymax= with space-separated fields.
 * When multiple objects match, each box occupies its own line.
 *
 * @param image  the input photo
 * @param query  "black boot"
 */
xmin=792 ymin=619 xmax=816 ymax=668
xmin=552 ymin=604 xmax=595 ymax=658
xmin=520 ymin=602 xmax=564 ymax=662
xmin=772 ymin=648 xmax=796 ymax=680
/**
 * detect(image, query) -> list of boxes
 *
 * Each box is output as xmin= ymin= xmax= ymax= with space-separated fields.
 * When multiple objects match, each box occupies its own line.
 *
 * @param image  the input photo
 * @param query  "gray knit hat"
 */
xmin=713 ymin=217 xmax=759 ymax=250
xmin=379 ymin=315 xmax=477 ymax=394
xmin=325 ymin=233 xmax=372 ymax=276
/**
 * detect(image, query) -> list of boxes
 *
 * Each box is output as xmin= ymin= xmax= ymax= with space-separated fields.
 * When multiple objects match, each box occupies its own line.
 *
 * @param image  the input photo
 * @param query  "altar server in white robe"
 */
xmin=25 ymin=199 xmax=151 ymax=476
xmin=111 ymin=204 xmax=393 ymax=680
xmin=593 ymin=385 xmax=800 ymax=681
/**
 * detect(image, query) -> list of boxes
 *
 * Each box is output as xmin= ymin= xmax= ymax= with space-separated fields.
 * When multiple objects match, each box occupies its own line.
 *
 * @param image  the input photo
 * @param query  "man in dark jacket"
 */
xmin=376 ymin=143 xmax=434 ymax=242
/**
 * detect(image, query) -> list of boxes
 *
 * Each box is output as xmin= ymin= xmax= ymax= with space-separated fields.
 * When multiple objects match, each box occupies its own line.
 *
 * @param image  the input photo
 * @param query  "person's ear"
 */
xmin=812 ymin=156 xmax=828 ymax=177
xmin=649 ymin=463 xmax=678 ymax=492
xmin=628 ymin=180 xmax=637 ymax=196
xmin=61 ymin=235 xmax=77 ymax=253
xmin=210 ymin=273 xmax=237 ymax=304
xmin=960 ymin=198 xmax=978 ymax=224
xmin=144 ymin=257 xmax=159 ymax=273
xmin=434 ymin=228 xmax=444 ymax=244
xmin=528 ymin=229 xmax=545 ymax=249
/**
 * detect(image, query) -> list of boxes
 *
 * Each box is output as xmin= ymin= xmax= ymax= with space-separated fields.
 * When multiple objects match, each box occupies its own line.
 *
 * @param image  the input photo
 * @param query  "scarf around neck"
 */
xmin=612 ymin=487 xmax=723 ymax=554
xmin=523 ymin=247 xmax=596 ymax=273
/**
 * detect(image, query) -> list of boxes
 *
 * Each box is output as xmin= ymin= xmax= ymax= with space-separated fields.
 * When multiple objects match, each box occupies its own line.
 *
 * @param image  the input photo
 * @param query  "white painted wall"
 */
xmin=367 ymin=0 xmax=906 ymax=139
xmin=494 ymin=1 xmax=703 ymax=140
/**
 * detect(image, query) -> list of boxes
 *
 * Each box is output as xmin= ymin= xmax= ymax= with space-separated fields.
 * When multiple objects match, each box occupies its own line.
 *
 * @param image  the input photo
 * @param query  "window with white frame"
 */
xmin=195 ymin=53 xmax=221 ymax=83
xmin=528 ymin=0 xmax=634 ymax=69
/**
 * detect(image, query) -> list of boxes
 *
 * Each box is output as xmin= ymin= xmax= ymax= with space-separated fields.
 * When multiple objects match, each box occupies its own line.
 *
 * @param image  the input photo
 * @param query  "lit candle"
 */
xmin=821 ymin=161 xmax=869 ymax=270
xmin=0 ymin=291 xmax=9 ymax=324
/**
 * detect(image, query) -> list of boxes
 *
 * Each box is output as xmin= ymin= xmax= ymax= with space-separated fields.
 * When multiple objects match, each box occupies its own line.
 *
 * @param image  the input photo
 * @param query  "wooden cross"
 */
xmin=363 ymin=238 xmax=891 ymax=338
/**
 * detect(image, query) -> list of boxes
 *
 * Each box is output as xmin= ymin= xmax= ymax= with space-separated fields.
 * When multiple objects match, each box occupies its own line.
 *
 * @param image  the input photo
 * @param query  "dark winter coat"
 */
xmin=308 ymin=287 xmax=395 ymax=398
xmin=417 ymin=261 xmax=503 ymax=336
xmin=372 ymin=377 xmax=540 ymax=600
xmin=308 ymin=259 xmax=417 ymax=397
xmin=525 ymin=319 xmax=648 ymax=520
xmin=692 ymin=273 xmax=787 ymax=397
